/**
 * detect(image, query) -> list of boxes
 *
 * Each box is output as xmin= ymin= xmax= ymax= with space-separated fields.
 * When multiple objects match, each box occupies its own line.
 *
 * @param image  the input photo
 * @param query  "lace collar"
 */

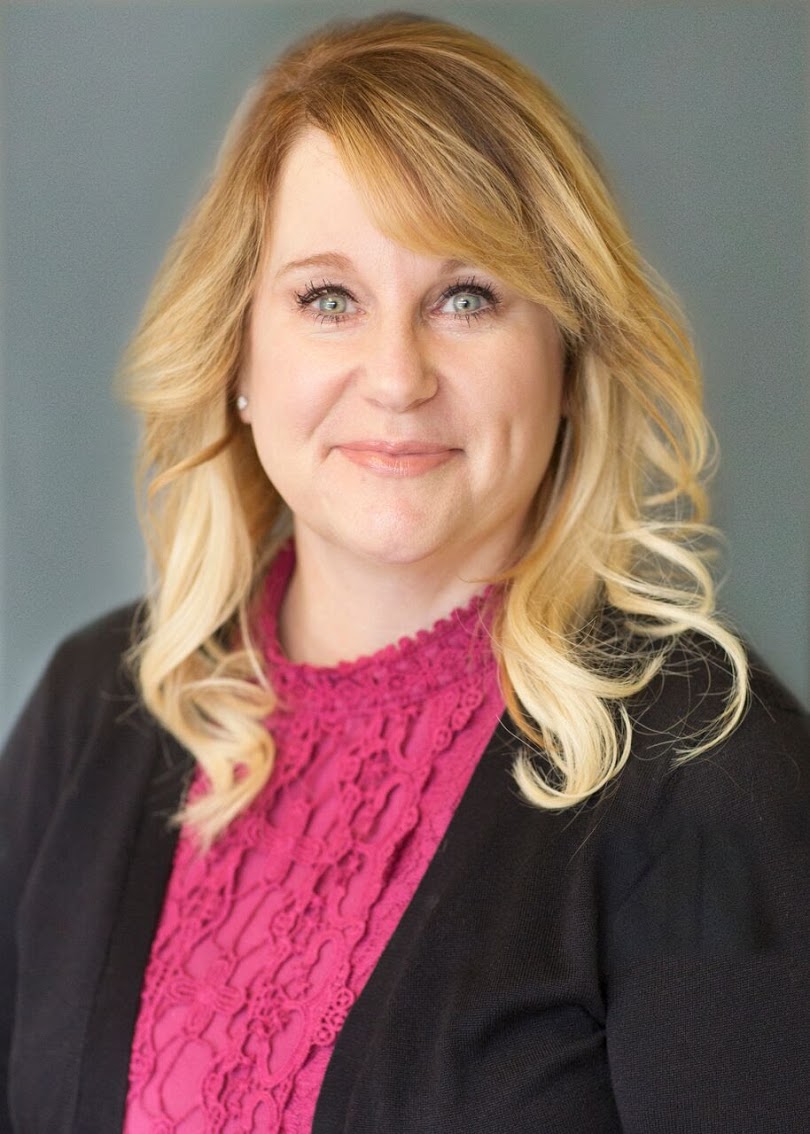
xmin=258 ymin=543 xmax=498 ymax=714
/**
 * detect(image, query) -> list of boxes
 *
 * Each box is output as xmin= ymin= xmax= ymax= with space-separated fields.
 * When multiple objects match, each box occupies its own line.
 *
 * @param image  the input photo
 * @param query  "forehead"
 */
xmin=263 ymin=128 xmax=460 ymax=283
xmin=266 ymin=129 xmax=370 ymax=261
xmin=276 ymin=127 xmax=344 ymax=194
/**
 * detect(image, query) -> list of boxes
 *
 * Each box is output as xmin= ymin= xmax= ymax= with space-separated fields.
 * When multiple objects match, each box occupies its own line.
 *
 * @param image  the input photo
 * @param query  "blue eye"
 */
xmin=317 ymin=293 xmax=348 ymax=315
xmin=441 ymin=278 xmax=500 ymax=321
xmin=295 ymin=281 xmax=355 ymax=323
xmin=449 ymin=292 xmax=484 ymax=314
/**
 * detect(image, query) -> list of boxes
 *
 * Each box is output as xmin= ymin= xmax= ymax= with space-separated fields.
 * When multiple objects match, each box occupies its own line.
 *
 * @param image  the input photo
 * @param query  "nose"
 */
xmin=358 ymin=316 xmax=438 ymax=412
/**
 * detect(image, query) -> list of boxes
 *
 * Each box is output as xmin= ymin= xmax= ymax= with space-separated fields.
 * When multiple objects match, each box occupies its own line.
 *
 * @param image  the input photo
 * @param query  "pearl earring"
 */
xmin=236 ymin=394 xmax=249 ymax=412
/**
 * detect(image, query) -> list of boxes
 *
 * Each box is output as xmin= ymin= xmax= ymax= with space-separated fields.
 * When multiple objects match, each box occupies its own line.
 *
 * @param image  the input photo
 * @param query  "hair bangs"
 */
xmin=296 ymin=66 xmax=565 ymax=321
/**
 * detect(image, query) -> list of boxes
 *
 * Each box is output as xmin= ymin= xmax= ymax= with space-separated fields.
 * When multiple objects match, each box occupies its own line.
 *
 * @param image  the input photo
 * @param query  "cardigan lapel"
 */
xmin=312 ymin=714 xmax=521 ymax=1131
xmin=71 ymin=724 xmax=192 ymax=1132
xmin=12 ymin=706 xmax=191 ymax=1134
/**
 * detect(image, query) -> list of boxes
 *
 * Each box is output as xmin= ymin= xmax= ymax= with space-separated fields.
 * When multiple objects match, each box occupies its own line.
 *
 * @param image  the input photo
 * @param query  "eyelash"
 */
xmin=293 ymin=276 xmax=502 ymax=325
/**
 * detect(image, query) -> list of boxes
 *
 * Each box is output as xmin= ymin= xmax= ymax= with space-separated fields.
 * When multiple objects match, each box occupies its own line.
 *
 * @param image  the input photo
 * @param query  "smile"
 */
xmin=336 ymin=442 xmax=458 ymax=477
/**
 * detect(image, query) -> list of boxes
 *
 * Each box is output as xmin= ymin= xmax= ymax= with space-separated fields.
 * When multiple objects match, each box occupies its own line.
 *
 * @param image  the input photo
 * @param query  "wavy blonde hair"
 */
xmin=124 ymin=12 xmax=747 ymax=845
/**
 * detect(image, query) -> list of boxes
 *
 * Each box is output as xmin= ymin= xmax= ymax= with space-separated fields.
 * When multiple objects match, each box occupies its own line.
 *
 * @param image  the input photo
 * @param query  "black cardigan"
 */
xmin=2 ymin=605 xmax=810 ymax=1133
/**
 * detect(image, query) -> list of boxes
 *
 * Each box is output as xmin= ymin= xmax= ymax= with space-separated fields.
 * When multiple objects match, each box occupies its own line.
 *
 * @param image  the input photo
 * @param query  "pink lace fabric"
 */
xmin=124 ymin=546 xmax=504 ymax=1133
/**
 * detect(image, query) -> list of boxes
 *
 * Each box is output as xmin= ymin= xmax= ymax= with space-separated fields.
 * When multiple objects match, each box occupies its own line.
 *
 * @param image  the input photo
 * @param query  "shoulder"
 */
xmin=626 ymin=631 xmax=809 ymax=795
xmin=595 ymin=646 xmax=810 ymax=1129
xmin=594 ymin=629 xmax=809 ymax=897
xmin=595 ymin=633 xmax=810 ymax=973
xmin=43 ymin=600 xmax=145 ymax=697
xmin=30 ymin=602 xmax=147 ymax=753
xmin=0 ymin=601 xmax=170 ymax=927
xmin=9 ymin=600 xmax=145 ymax=718
xmin=1 ymin=601 xmax=152 ymax=820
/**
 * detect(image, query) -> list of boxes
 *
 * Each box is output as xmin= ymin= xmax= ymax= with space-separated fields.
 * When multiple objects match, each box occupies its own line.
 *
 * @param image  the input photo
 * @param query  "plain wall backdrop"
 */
xmin=2 ymin=1 xmax=808 ymax=736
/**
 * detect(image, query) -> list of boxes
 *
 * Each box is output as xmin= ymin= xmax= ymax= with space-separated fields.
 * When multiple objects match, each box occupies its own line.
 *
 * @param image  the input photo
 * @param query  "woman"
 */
xmin=2 ymin=11 xmax=809 ymax=1133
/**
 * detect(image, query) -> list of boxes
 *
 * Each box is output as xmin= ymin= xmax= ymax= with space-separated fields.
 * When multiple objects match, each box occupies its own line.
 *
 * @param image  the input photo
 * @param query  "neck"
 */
xmin=277 ymin=536 xmax=497 ymax=667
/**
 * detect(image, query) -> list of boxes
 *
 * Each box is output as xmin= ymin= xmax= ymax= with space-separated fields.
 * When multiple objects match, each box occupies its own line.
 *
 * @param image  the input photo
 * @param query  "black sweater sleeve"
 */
xmin=0 ymin=606 xmax=143 ymax=1132
xmin=603 ymin=657 xmax=810 ymax=1131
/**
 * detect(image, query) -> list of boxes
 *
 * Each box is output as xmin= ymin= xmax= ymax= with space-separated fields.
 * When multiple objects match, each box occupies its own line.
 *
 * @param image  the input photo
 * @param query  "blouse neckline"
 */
xmin=258 ymin=542 xmax=498 ymax=714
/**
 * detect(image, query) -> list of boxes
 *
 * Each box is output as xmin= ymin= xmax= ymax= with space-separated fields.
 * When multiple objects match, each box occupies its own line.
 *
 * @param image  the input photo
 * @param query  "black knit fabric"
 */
xmin=1 ymin=605 xmax=809 ymax=1133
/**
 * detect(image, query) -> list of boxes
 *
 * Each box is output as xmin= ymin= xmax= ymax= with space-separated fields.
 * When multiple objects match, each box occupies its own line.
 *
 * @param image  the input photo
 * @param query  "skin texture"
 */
xmin=240 ymin=130 xmax=565 ymax=664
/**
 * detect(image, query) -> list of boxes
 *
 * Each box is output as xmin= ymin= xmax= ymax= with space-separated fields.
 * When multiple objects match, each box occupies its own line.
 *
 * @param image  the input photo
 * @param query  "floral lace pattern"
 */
xmin=124 ymin=547 xmax=503 ymax=1132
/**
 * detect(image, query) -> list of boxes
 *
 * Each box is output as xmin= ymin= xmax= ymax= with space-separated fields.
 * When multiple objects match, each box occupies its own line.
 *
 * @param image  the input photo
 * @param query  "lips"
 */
xmin=336 ymin=440 xmax=458 ymax=476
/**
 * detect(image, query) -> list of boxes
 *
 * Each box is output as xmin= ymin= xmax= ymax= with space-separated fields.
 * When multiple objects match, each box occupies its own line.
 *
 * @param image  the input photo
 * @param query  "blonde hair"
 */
xmin=124 ymin=12 xmax=747 ymax=845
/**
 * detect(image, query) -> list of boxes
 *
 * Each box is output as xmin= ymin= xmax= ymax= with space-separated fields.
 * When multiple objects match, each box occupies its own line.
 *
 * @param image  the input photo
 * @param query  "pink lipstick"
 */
xmin=337 ymin=441 xmax=457 ymax=477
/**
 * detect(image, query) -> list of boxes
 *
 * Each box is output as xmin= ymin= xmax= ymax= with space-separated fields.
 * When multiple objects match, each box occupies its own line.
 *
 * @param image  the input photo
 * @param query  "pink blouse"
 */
xmin=124 ymin=547 xmax=504 ymax=1132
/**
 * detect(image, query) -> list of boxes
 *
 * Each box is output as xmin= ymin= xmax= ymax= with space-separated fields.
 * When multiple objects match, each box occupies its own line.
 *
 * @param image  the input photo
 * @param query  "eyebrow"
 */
xmin=273 ymin=253 xmax=474 ymax=281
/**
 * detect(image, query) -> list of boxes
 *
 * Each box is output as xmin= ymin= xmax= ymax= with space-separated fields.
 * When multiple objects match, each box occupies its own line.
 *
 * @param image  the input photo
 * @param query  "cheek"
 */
xmin=245 ymin=380 xmax=355 ymax=509
xmin=479 ymin=341 xmax=564 ymax=496
xmin=476 ymin=336 xmax=564 ymax=439
xmin=246 ymin=339 xmax=331 ymax=443
xmin=528 ymin=331 xmax=565 ymax=422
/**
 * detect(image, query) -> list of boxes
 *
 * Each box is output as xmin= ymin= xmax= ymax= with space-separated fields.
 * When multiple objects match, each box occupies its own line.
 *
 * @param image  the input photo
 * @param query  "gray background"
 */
xmin=2 ymin=1 xmax=808 ymax=737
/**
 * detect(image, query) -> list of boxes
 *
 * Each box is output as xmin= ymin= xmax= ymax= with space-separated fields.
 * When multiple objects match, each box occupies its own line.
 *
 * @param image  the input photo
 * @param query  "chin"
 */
xmin=351 ymin=538 xmax=447 ymax=569
xmin=331 ymin=518 xmax=460 ymax=570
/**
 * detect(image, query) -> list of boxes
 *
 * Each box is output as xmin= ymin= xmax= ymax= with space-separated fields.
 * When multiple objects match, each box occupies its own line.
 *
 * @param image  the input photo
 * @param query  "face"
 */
xmin=240 ymin=129 xmax=565 ymax=580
